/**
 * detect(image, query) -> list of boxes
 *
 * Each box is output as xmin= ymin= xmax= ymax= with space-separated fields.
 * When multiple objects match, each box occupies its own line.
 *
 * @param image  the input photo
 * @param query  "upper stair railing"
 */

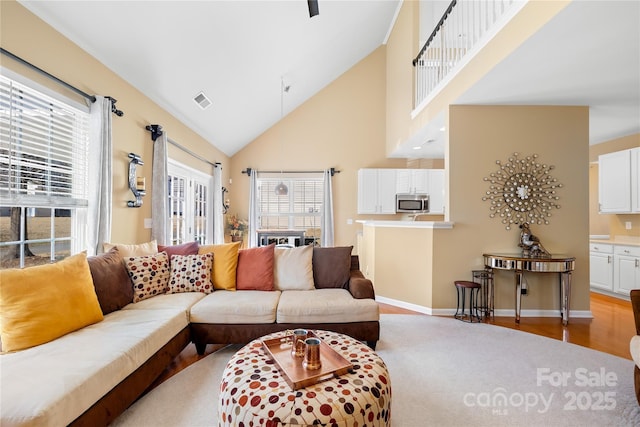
xmin=412 ymin=0 xmax=517 ymax=110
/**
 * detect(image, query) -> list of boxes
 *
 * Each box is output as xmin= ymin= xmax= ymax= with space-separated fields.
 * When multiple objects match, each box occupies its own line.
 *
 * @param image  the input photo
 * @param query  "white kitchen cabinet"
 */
xmin=396 ymin=169 xmax=429 ymax=194
xmin=614 ymin=245 xmax=640 ymax=296
xmin=428 ymin=169 xmax=445 ymax=214
xmin=357 ymin=169 xmax=397 ymax=214
xmin=599 ymin=148 xmax=640 ymax=213
xmin=589 ymin=243 xmax=614 ymax=292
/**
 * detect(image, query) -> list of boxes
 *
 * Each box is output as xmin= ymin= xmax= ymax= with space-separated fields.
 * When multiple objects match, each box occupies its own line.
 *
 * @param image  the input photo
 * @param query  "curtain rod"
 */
xmin=242 ymin=168 xmax=340 ymax=176
xmin=1 ymin=48 xmax=97 ymax=103
xmin=145 ymin=124 xmax=219 ymax=168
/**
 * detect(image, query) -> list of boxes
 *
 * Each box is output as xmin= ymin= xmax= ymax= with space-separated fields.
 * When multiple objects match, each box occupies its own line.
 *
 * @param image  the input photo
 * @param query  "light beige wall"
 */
xmin=386 ymin=0 xmax=571 ymax=157
xmin=588 ymin=133 xmax=640 ymax=238
xmin=366 ymin=225 xmax=434 ymax=308
xmin=228 ymin=46 xmax=407 ymax=247
xmin=385 ymin=0 xmax=418 ymax=153
xmin=1 ymin=1 xmax=229 ymax=245
xmin=431 ymin=105 xmax=590 ymax=312
xmin=589 ymin=164 xmax=609 ymax=236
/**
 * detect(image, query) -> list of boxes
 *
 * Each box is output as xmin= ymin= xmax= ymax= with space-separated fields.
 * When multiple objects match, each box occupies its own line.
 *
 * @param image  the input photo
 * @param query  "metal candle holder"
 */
xmin=127 ymin=153 xmax=146 ymax=208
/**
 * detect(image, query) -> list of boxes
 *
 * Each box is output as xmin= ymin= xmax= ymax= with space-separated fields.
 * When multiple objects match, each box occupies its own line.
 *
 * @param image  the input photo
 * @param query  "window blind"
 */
xmin=257 ymin=178 xmax=323 ymax=230
xmin=0 ymin=75 xmax=89 ymax=208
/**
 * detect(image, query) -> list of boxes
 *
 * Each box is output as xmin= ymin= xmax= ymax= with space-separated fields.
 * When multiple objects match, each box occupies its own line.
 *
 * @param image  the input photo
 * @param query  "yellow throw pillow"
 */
xmin=198 ymin=241 xmax=241 ymax=290
xmin=0 ymin=253 xmax=104 ymax=352
xmin=103 ymin=240 xmax=158 ymax=257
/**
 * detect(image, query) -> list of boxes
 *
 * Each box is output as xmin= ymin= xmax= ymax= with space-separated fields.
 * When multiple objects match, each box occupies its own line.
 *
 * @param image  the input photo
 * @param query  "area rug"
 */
xmin=112 ymin=315 xmax=640 ymax=426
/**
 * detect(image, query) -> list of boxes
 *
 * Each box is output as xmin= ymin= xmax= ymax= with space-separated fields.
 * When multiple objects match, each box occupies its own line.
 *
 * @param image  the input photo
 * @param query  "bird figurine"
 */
xmin=518 ymin=223 xmax=550 ymax=258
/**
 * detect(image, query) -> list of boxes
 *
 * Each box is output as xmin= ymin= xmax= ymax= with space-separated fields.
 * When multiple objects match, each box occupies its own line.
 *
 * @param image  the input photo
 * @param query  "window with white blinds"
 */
xmin=0 ymin=75 xmax=89 ymax=206
xmin=0 ymin=74 xmax=90 ymax=268
xmin=257 ymin=177 xmax=323 ymax=245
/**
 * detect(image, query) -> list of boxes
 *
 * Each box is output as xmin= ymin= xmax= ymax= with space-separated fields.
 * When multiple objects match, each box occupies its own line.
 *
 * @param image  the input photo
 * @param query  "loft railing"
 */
xmin=412 ymin=0 xmax=517 ymax=109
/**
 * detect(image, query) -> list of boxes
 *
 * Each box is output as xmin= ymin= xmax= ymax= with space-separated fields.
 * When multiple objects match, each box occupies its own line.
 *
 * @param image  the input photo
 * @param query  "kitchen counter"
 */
xmin=590 ymin=237 xmax=640 ymax=247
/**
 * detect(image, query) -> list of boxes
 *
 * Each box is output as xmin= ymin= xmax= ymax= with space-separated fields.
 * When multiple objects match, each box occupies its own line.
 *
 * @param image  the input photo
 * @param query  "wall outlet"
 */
xmin=347 ymin=218 xmax=353 ymax=225
xmin=626 ymin=221 xmax=632 ymax=230
xmin=144 ymin=218 xmax=153 ymax=229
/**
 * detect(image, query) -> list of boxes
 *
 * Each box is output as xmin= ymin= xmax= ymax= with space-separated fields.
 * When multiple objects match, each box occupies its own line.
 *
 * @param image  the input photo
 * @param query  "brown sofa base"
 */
xmin=190 ymin=321 xmax=380 ymax=355
xmin=69 ymin=326 xmax=191 ymax=427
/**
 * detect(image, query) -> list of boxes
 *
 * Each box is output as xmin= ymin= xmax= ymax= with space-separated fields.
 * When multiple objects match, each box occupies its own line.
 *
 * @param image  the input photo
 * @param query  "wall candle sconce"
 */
xmin=222 ymin=186 xmax=230 ymax=214
xmin=127 ymin=153 xmax=146 ymax=208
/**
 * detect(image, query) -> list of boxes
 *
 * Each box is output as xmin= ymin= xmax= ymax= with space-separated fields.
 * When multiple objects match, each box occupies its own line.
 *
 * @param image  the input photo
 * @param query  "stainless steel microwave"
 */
xmin=396 ymin=194 xmax=429 ymax=213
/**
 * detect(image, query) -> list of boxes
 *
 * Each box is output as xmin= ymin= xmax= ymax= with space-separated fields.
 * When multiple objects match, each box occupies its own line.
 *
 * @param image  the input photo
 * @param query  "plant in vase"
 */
xmin=227 ymin=214 xmax=247 ymax=241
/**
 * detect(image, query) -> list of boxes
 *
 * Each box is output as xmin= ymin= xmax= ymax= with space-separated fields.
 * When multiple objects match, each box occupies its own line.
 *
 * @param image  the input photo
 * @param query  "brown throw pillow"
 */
xmin=236 ymin=244 xmax=275 ymax=291
xmin=87 ymin=247 xmax=134 ymax=315
xmin=312 ymin=246 xmax=353 ymax=289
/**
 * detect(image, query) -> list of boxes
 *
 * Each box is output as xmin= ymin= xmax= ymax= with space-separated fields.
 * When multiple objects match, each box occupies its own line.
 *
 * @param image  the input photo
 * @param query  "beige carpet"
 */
xmin=112 ymin=315 xmax=640 ymax=426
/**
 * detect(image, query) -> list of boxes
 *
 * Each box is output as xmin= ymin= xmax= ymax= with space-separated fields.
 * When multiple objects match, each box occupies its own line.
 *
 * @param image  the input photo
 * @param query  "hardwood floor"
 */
xmin=150 ymin=292 xmax=635 ymax=392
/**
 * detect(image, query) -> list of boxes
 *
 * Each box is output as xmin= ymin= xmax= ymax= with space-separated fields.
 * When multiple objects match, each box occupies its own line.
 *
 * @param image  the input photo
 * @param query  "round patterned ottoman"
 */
xmin=218 ymin=330 xmax=391 ymax=426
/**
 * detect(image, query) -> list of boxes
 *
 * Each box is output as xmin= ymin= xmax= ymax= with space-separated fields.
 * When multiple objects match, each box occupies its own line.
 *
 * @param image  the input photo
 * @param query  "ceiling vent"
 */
xmin=193 ymin=91 xmax=212 ymax=110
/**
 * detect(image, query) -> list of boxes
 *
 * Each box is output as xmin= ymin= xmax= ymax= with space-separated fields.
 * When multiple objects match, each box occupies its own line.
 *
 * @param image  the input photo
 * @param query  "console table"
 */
xmin=483 ymin=253 xmax=576 ymax=325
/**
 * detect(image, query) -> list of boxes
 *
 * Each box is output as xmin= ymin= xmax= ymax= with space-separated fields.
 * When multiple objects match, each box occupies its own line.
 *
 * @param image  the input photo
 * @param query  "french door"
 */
xmin=167 ymin=161 xmax=213 ymax=245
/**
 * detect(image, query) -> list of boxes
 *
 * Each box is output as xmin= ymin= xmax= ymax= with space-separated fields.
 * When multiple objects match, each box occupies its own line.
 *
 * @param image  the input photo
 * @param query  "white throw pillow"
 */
xmin=274 ymin=245 xmax=314 ymax=291
xmin=103 ymin=240 xmax=158 ymax=257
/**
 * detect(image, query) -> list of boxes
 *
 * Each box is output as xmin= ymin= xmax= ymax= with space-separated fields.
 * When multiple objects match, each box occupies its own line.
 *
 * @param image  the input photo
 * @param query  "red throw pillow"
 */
xmin=236 ymin=244 xmax=275 ymax=291
xmin=158 ymin=241 xmax=199 ymax=262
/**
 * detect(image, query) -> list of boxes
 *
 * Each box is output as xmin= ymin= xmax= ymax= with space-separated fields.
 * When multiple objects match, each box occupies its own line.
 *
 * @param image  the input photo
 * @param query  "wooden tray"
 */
xmin=261 ymin=331 xmax=354 ymax=390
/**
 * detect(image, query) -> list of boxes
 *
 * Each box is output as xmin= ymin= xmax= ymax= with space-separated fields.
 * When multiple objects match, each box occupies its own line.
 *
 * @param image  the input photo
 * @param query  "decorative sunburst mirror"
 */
xmin=482 ymin=153 xmax=562 ymax=230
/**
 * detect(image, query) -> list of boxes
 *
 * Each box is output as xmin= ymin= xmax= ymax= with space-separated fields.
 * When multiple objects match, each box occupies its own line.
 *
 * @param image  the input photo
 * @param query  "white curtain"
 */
xmin=151 ymin=131 xmax=169 ymax=245
xmin=321 ymin=169 xmax=334 ymax=247
xmin=87 ymin=96 xmax=112 ymax=255
xmin=248 ymin=171 xmax=258 ymax=248
xmin=213 ymin=165 xmax=224 ymax=244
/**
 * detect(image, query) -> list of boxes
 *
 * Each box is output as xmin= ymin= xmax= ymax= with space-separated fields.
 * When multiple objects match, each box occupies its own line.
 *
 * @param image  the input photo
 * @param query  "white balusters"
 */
xmin=413 ymin=0 xmax=516 ymax=108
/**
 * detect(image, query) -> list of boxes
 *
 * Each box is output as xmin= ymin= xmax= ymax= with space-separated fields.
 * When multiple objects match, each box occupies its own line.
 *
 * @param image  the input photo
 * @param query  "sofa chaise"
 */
xmin=0 ymin=242 xmax=379 ymax=427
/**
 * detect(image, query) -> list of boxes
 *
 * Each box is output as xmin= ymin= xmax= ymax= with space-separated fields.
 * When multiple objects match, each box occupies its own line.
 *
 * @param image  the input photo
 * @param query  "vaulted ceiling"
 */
xmin=20 ymin=0 xmax=401 ymax=157
xmin=20 ymin=1 xmax=640 ymax=159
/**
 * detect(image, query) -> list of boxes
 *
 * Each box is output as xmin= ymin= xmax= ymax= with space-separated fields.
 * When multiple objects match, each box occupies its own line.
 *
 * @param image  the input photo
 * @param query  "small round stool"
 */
xmin=454 ymin=280 xmax=482 ymax=323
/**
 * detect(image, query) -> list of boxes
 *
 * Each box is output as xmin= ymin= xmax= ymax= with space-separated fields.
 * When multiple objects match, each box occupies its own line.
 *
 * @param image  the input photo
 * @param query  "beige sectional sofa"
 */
xmin=0 ymin=242 xmax=379 ymax=427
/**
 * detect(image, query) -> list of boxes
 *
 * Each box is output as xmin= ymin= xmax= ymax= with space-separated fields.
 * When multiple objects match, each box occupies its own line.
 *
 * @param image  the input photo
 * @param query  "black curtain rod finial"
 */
xmin=106 ymin=96 xmax=124 ymax=117
xmin=145 ymin=124 xmax=164 ymax=141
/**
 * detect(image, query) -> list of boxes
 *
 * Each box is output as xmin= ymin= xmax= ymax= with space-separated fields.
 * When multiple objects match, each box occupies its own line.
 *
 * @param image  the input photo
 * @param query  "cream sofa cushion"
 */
xmin=0 ymin=307 xmax=188 ymax=427
xmin=277 ymin=289 xmax=379 ymax=324
xmin=190 ymin=290 xmax=281 ymax=324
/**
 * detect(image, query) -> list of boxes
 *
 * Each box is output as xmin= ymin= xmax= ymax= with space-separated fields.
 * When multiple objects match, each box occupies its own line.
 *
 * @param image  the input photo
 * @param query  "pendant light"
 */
xmin=275 ymin=77 xmax=289 ymax=196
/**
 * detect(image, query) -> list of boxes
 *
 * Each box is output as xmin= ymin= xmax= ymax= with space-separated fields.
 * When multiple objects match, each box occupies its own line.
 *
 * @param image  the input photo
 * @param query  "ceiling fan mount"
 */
xmin=308 ymin=0 xmax=319 ymax=18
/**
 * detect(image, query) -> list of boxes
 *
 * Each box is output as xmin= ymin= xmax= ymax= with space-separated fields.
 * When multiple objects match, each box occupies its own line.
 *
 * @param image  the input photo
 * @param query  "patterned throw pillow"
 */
xmin=168 ymin=253 xmax=214 ymax=294
xmin=125 ymin=252 xmax=171 ymax=302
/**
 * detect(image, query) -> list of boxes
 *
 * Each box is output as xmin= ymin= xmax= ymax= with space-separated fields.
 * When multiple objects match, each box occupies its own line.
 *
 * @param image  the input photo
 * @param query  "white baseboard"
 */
xmin=376 ymin=296 xmax=593 ymax=319
xmin=376 ymin=296 xmax=434 ymax=315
